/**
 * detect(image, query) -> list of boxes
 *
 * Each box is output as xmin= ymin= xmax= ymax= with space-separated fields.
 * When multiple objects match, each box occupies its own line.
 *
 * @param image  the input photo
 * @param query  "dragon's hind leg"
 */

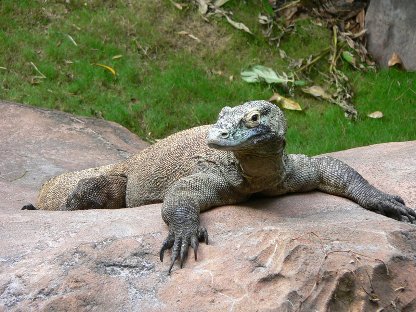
xmin=62 ymin=174 xmax=127 ymax=210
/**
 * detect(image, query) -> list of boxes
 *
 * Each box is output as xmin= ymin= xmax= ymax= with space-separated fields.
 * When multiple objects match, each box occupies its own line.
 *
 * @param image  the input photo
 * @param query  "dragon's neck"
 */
xmin=234 ymin=140 xmax=285 ymax=179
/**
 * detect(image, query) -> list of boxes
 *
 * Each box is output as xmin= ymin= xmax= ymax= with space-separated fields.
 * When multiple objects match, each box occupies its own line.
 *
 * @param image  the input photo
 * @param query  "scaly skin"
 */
xmin=24 ymin=100 xmax=416 ymax=273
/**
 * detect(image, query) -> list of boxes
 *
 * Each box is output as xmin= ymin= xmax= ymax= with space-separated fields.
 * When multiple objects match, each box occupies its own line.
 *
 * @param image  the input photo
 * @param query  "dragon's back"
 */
xmin=36 ymin=125 xmax=229 ymax=210
xmin=124 ymin=125 xmax=222 ymax=207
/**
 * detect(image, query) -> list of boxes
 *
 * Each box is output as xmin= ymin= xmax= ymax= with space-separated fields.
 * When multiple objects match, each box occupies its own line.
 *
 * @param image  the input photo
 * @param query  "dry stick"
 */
xmin=8 ymin=170 xmax=28 ymax=182
xmin=294 ymin=47 xmax=331 ymax=73
xmin=375 ymin=258 xmax=390 ymax=276
xmin=30 ymin=62 xmax=46 ymax=79
xmin=329 ymin=25 xmax=338 ymax=73
xmin=295 ymin=41 xmax=346 ymax=75
xmin=334 ymin=47 xmax=344 ymax=67
xmin=277 ymin=0 xmax=301 ymax=11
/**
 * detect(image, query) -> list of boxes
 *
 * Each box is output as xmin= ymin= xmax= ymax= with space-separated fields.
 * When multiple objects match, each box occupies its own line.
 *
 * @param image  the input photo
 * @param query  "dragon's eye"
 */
xmin=244 ymin=110 xmax=261 ymax=128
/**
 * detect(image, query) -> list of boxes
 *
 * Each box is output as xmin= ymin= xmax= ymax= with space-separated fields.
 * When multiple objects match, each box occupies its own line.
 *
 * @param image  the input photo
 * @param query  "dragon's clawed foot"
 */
xmin=160 ymin=226 xmax=208 ymax=274
xmin=371 ymin=195 xmax=416 ymax=224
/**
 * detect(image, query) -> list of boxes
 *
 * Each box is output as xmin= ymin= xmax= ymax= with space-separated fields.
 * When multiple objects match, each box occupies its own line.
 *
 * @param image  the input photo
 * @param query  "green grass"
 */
xmin=285 ymin=68 xmax=416 ymax=154
xmin=1 ymin=0 xmax=415 ymax=155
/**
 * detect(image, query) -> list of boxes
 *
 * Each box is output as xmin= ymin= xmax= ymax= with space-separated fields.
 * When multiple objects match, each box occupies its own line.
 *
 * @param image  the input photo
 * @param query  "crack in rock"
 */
xmin=96 ymin=256 xmax=155 ymax=278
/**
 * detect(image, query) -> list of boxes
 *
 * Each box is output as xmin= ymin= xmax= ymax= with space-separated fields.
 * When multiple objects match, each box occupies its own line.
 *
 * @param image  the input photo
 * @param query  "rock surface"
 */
xmin=366 ymin=0 xmax=416 ymax=70
xmin=1 ymin=102 xmax=416 ymax=311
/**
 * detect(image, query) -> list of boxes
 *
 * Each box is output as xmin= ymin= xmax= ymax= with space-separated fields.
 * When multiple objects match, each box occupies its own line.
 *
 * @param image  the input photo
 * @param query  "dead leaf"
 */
xmin=314 ymin=19 xmax=323 ymax=26
xmin=30 ymin=77 xmax=41 ymax=85
xmin=388 ymin=52 xmax=403 ymax=67
xmin=214 ymin=0 xmax=230 ymax=7
xmin=71 ymin=23 xmax=81 ymax=31
xmin=269 ymin=93 xmax=302 ymax=111
xmin=196 ymin=0 xmax=208 ymax=14
xmin=225 ymin=16 xmax=253 ymax=35
xmin=67 ymin=34 xmax=78 ymax=46
xmin=177 ymin=31 xmax=201 ymax=42
xmin=356 ymin=9 xmax=365 ymax=31
xmin=290 ymin=58 xmax=303 ymax=69
xmin=351 ymin=29 xmax=366 ymax=38
xmin=112 ymin=55 xmax=123 ymax=59
xmin=282 ymin=98 xmax=302 ymax=111
xmin=282 ymin=6 xmax=298 ymax=22
xmin=229 ymin=75 xmax=234 ymax=81
xmin=258 ymin=14 xmax=271 ymax=25
xmin=187 ymin=34 xmax=201 ymax=42
xmin=302 ymin=85 xmax=332 ymax=101
xmin=279 ymin=49 xmax=287 ymax=59
xmin=94 ymin=63 xmax=116 ymax=76
xmin=30 ymin=62 xmax=46 ymax=78
xmin=367 ymin=111 xmax=383 ymax=119
xmin=170 ymin=0 xmax=183 ymax=10
xmin=269 ymin=93 xmax=282 ymax=102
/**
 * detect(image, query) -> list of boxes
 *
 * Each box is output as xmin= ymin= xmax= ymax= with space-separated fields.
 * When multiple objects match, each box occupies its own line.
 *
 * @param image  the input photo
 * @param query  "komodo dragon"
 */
xmin=23 ymin=100 xmax=416 ymax=273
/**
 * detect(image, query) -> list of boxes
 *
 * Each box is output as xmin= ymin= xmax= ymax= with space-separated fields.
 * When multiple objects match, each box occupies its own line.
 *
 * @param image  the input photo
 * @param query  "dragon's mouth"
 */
xmin=207 ymin=125 xmax=270 ymax=151
xmin=207 ymin=140 xmax=236 ymax=151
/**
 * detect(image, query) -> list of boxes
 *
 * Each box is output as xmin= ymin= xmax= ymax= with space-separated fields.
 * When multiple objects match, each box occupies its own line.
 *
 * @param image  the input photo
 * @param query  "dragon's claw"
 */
xmin=191 ymin=236 xmax=199 ymax=260
xmin=160 ymin=226 xmax=209 ymax=274
xmin=392 ymin=195 xmax=405 ymax=205
xmin=372 ymin=195 xmax=416 ymax=224
xmin=159 ymin=233 xmax=175 ymax=262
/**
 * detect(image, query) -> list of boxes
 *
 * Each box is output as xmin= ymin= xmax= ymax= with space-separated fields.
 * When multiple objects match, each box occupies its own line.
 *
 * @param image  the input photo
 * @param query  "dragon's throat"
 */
xmin=233 ymin=140 xmax=285 ymax=180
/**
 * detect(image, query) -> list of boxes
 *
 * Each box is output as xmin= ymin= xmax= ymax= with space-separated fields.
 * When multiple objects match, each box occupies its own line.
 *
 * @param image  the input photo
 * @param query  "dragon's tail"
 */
xmin=21 ymin=203 xmax=37 ymax=210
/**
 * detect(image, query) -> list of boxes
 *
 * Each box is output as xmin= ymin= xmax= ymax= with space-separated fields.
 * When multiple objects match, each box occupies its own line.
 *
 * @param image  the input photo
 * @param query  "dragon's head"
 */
xmin=207 ymin=100 xmax=287 ymax=151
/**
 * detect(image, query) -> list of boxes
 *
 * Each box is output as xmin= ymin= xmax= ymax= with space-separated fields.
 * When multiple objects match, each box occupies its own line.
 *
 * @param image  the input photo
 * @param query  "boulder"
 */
xmin=366 ymin=0 xmax=416 ymax=70
xmin=1 ymin=102 xmax=416 ymax=311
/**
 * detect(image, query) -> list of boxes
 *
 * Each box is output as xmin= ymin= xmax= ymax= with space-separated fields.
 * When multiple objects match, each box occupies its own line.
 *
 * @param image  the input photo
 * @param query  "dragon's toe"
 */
xmin=160 ymin=226 xmax=209 ymax=274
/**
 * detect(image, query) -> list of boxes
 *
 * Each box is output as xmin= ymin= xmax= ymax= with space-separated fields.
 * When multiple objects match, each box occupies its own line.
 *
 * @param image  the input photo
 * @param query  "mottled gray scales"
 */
xmin=64 ymin=174 xmax=127 ymax=210
xmin=26 ymin=100 xmax=416 ymax=273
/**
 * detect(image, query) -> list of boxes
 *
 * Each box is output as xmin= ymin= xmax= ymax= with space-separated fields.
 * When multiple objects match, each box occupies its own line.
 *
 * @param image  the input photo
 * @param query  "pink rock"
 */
xmin=1 ymin=102 xmax=415 ymax=311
